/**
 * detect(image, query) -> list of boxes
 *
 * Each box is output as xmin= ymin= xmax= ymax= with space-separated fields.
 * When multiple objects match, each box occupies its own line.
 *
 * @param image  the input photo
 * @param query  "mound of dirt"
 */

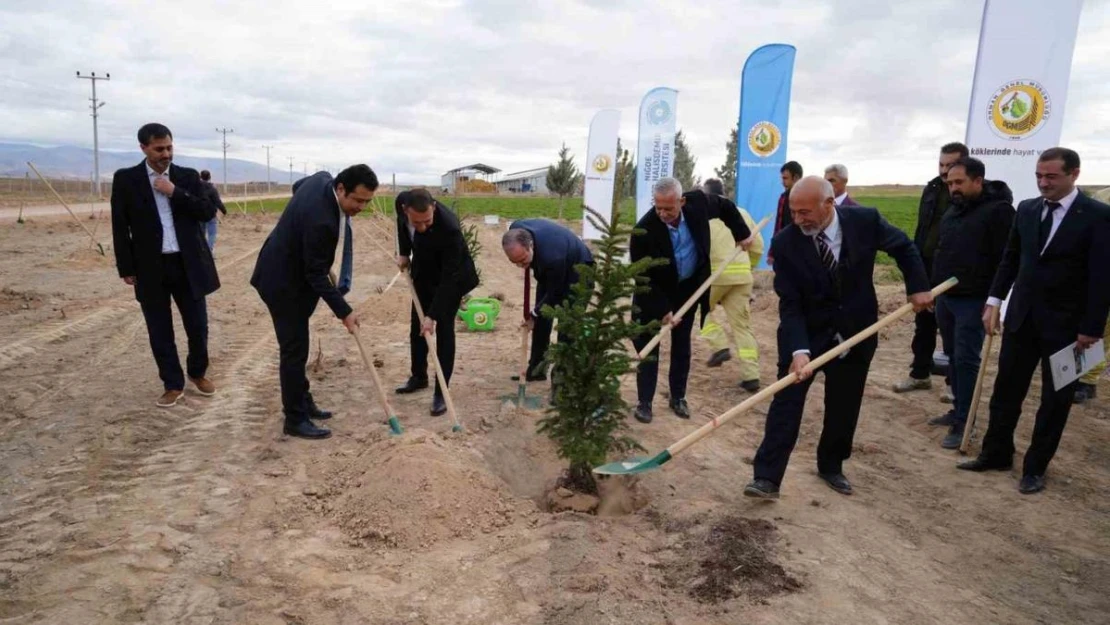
xmin=321 ymin=429 xmax=528 ymax=550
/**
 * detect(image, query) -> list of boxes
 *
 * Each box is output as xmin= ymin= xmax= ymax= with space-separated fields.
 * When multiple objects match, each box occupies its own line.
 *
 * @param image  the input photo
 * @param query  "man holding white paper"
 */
xmin=958 ymin=148 xmax=1110 ymax=494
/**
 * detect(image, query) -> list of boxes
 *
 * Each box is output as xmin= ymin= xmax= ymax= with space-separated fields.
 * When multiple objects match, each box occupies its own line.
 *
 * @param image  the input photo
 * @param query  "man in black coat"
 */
xmin=502 ymin=218 xmax=593 ymax=383
xmin=894 ymin=142 xmax=967 ymax=396
xmin=111 ymin=123 xmax=220 ymax=408
xmin=744 ymin=176 xmax=932 ymax=499
xmin=929 ymin=157 xmax=1014 ymax=449
xmin=392 ymin=189 xmax=480 ymax=416
xmin=630 ymin=177 xmax=751 ymax=423
xmin=958 ymin=148 xmax=1110 ymax=494
xmin=251 ymin=165 xmax=379 ymax=439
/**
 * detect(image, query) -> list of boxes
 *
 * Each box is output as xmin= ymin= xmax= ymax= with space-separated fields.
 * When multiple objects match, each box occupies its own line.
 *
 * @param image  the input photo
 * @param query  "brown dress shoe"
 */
xmin=157 ymin=389 xmax=184 ymax=408
xmin=189 ymin=376 xmax=216 ymax=396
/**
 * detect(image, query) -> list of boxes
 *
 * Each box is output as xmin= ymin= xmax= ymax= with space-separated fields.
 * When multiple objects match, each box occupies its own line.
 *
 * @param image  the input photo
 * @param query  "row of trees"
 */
xmin=545 ymin=127 xmax=739 ymax=210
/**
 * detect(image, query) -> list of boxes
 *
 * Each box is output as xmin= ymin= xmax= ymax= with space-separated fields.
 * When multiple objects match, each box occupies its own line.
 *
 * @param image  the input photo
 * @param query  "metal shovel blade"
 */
xmin=592 ymin=450 xmax=673 ymax=476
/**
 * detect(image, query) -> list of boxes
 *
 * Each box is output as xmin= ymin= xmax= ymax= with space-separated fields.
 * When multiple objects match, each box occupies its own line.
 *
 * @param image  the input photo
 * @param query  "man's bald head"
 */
xmin=789 ymin=176 xmax=836 ymax=236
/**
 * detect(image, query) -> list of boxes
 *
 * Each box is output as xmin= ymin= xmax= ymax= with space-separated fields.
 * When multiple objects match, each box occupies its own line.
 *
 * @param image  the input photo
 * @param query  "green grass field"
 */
xmin=235 ymin=192 xmax=921 ymax=269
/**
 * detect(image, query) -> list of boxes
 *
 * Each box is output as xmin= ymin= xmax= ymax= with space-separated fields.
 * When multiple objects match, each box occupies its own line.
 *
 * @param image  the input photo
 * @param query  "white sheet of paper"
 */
xmin=1048 ymin=339 xmax=1106 ymax=391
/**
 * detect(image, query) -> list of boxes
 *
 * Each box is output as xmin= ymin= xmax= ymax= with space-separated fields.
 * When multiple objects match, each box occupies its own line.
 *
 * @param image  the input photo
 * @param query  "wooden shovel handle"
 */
xmin=666 ymin=277 xmax=958 ymax=459
xmin=636 ymin=215 xmax=769 ymax=359
xmin=404 ymin=271 xmax=462 ymax=429
xmin=352 ymin=329 xmax=397 ymax=420
xmin=960 ymin=307 xmax=999 ymax=453
xmin=27 ymin=162 xmax=101 ymax=245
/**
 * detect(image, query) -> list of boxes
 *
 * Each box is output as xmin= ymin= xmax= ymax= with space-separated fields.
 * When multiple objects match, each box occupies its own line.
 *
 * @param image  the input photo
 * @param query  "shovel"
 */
xmin=27 ymin=161 xmax=106 ymax=256
xmin=501 ymin=268 xmax=543 ymax=409
xmin=636 ymin=215 xmax=769 ymax=360
xmin=404 ymin=271 xmax=465 ymax=432
xmin=960 ymin=307 xmax=999 ymax=454
xmin=595 ymin=277 xmax=959 ymax=475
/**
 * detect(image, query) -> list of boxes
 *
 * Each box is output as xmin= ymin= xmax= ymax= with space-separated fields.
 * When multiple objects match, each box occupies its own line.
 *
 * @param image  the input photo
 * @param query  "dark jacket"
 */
xmin=508 ymin=218 xmax=592 ymax=316
xmin=770 ymin=206 xmax=929 ymax=363
xmin=201 ymin=181 xmax=227 ymax=216
xmin=932 ymin=180 xmax=1015 ymax=298
xmin=989 ymin=192 xmax=1110 ymax=340
xmin=394 ymin=192 xmax=479 ymax=319
xmin=250 ymin=172 xmax=352 ymax=319
xmin=773 ymin=189 xmax=792 ymax=235
xmin=839 ymin=194 xmax=861 ymax=207
xmin=110 ymin=160 xmax=219 ymax=302
xmin=631 ymin=190 xmax=751 ymax=322
xmin=913 ymin=176 xmax=949 ymax=259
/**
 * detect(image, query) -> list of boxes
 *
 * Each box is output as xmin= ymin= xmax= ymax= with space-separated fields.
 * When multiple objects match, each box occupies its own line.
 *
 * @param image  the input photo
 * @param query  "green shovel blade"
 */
xmin=592 ymin=450 xmax=672 ymax=475
xmin=387 ymin=416 xmax=404 ymax=436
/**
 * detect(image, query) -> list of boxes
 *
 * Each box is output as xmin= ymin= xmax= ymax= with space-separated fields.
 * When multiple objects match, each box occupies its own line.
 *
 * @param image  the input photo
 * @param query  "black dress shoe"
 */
xmin=928 ymin=410 xmax=956 ymax=427
xmin=430 ymin=393 xmax=447 ymax=416
xmin=306 ymin=395 xmax=332 ymax=420
xmin=634 ymin=403 xmax=653 ymax=424
xmin=706 ymin=349 xmax=731 ymax=368
xmin=669 ymin=398 xmax=690 ymax=419
xmin=510 ymin=370 xmax=548 ymax=382
xmin=283 ymin=419 xmax=331 ymax=440
xmin=941 ymin=425 xmax=964 ymax=449
xmin=956 ymin=456 xmax=1012 ymax=472
xmin=1018 ymin=475 xmax=1045 ymax=494
xmin=818 ymin=472 xmax=853 ymax=495
xmin=395 ymin=376 xmax=429 ymax=394
xmin=743 ymin=478 xmax=780 ymax=499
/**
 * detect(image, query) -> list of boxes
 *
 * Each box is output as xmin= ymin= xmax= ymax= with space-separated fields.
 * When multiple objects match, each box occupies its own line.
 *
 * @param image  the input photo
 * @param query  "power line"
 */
xmin=216 ymin=127 xmax=234 ymax=193
xmin=76 ymin=71 xmax=110 ymax=198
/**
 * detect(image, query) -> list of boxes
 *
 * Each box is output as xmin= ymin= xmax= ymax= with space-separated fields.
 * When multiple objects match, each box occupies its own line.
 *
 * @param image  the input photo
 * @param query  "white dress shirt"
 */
xmin=834 ymin=192 xmax=848 ymax=206
xmin=147 ymin=162 xmax=179 ymax=253
xmin=794 ymin=211 xmax=843 ymax=357
xmin=986 ymin=187 xmax=1079 ymax=308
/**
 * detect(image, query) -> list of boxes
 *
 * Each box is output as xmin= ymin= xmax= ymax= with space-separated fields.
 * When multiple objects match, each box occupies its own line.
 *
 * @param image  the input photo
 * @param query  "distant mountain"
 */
xmin=0 ymin=142 xmax=305 ymax=184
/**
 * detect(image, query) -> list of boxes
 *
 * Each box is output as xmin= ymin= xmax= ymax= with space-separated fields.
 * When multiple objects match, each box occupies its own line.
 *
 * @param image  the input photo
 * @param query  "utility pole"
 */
xmin=262 ymin=145 xmax=273 ymax=194
xmin=216 ymin=127 xmax=234 ymax=193
xmin=287 ymin=156 xmax=295 ymax=186
xmin=76 ymin=71 xmax=110 ymax=198
xmin=303 ymin=161 xmax=308 ymax=177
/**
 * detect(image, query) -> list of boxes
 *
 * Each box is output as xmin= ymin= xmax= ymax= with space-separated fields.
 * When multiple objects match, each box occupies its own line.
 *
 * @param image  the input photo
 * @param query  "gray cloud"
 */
xmin=0 ymin=0 xmax=1107 ymax=186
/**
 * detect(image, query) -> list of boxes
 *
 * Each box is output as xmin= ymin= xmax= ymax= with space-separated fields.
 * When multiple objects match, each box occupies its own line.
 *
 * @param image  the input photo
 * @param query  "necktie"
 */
xmin=1038 ymin=201 xmax=1061 ymax=252
xmin=816 ymin=231 xmax=837 ymax=275
xmin=338 ymin=216 xmax=354 ymax=295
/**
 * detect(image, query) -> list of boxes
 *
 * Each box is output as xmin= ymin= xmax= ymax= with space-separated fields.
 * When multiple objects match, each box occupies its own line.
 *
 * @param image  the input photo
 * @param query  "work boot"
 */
xmin=893 ymin=377 xmax=931 ymax=393
xmin=740 ymin=379 xmax=760 ymax=393
xmin=1073 ymin=382 xmax=1097 ymax=405
xmin=306 ymin=394 xmax=332 ymax=420
xmin=395 ymin=376 xmax=429 ymax=394
xmin=941 ymin=424 xmax=964 ymax=449
xmin=706 ymin=349 xmax=731 ymax=368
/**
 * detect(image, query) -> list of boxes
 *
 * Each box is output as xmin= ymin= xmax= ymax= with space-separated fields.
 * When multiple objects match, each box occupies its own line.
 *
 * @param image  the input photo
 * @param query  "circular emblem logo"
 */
xmin=473 ymin=312 xmax=488 ymax=326
xmin=747 ymin=121 xmax=782 ymax=158
xmin=647 ymin=100 xmax=672 ymax=125
xmin=988 ymin=80 xmax=1050 ymax=140
xmin=592 ymin=154 xmax=612 ymax=173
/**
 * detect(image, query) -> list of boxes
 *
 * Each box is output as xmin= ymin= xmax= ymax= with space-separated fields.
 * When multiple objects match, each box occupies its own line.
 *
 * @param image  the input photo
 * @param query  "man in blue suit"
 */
xmin=251 ymin=165 xmax=378 ymax=440
xmin=502 ymin=218 xmax=593 ymax=382
xmin=745 ymin=176 xmax=933 ymax=499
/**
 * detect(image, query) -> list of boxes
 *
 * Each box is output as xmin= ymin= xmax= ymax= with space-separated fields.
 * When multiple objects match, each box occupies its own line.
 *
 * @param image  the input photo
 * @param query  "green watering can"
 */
xmin=457 ymin=297 xmax=501 ymax=331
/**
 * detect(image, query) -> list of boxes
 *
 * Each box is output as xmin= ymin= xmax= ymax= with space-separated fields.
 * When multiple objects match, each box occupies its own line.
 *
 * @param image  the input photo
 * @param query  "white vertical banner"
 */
xmin=635 ymin=86 xmax=678 ymax=220
xmin=965 ymin=0 xmax=1083 ymax=203
xmin=582 ymin=109 xmax=621 ymax=240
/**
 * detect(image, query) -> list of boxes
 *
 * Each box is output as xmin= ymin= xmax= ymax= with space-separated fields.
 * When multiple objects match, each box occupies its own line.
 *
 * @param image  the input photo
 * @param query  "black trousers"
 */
xmin=527 ymin=268 xmax=589 ymax=377
xmin=979 ymin=318 xmax=1079 ymax=477
xmin=910 ymin=258 xmax=951 ymax=381
xmin=139 ymin=253 xmax=208 ymax=391
xmin=264 ymin=295 xmax=319 ymax=423
xmin=753 ymin=337 xmax=877 ymax=486
xmin=409 ymin=285 xmax=460 ymax=394
xmin=632 ymin=279 xmax=699 ymax=406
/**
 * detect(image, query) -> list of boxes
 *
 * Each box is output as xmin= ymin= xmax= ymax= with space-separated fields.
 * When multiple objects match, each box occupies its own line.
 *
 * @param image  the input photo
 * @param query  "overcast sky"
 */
xmin=1 ymin=0 xmax=1108 ymax=186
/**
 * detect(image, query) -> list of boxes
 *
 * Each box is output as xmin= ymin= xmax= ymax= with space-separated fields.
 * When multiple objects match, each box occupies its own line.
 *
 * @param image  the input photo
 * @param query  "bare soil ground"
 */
xmin=0 ymin=212 xmax=1106 ymax=624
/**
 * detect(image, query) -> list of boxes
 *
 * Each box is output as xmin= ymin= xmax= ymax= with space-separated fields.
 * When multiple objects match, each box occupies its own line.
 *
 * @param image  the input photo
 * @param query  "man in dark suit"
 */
xmin=958 ymin=148 xmax=1110 ymax=494
xmin=772 ymin=161 xmax=804 ymax=236
xmin=894 ymin=142 xmax=968 ymax=397
xmin=198 ymin=170 xmax=227 ymax=251
xmin=392 ymin=189 xmax=480 ymax=416
xmin=501 ymin=218 xmax=593 ymax=383
xmin=111 ymin=123 xmax=220 ymax=408
xmin=824 ymin=164 xmax=860 ymax=207
xmin=251 ymin=165 xmax=379 ymax=439
xmin=744 ymin=176 xmax=932 ymax=499
xmin=630 ymin=177 xmax=751 ymax=423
